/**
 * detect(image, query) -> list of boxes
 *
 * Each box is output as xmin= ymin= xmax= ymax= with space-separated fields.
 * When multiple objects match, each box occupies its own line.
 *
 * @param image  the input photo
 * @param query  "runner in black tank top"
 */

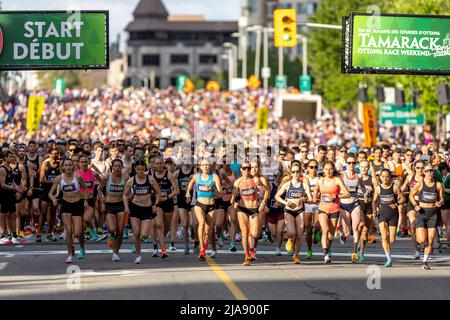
xmin=374 ymin=169 xmax=405 ymax=267
xmin=401 ymin=160 xmax=425 ymax=260
xmin=38 ymin=149 xmax=60 ymax=243
xmin=175 ymin=163 xmax=195 ymax=254
xmin=410 ymin=163 xmax=445 ymax=270
xmin=153 ymin=157 xmax=179 ymax=251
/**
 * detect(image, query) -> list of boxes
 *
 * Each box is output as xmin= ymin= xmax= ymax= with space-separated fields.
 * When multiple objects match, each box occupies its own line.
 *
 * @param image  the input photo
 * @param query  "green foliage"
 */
xmin=189 ymin=74 xmax=206 ymax=90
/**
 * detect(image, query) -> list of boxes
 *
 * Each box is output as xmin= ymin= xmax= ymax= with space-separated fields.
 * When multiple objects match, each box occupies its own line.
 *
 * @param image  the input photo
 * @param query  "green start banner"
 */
xmin=0 ymin=11 xmax=108 ymax=70
xmin=342 ymin=13 xmax=450 ymax=75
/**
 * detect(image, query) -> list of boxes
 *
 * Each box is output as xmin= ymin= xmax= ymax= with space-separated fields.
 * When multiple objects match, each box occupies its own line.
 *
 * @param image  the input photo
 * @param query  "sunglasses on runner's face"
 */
xmin=415 ymin=166 xmax=424 ymax=170
xmin=69 ymin=148 xmax=76 ymax=152
xmin=309 ymin=166 xmax=318 ymax=169
xmin=347 ymin=161 xmax=356 ymax=165
xmin=242 ymin=167 xmax=251 ymax=171
xmin=424 ymin=169 xmax=434 ymax=173
xmin=291 ymin=170 xmax=300 ymax=174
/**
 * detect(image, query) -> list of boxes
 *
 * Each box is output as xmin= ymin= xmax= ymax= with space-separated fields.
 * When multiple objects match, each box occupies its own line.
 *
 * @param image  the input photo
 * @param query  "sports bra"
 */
xmin=60 ymin=175 xmax=80 ymax=193
xmin=106 ymin=174 xmax=125 ymax=195
xmin=196 ymin=173 xmax=215 ymax=199
xmin=77 ymin=169 xmax=95 ymax=193
xmin=239 ymin=178 xmax=258 ymax=202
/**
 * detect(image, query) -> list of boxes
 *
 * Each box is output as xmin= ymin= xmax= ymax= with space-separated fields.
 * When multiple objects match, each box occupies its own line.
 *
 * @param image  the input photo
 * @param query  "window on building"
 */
xmin=170 ymin=54 xmax=189 ymax=64
xmin=127 ymin=55 xmax=132 ymax=67
xmin=142 ymin=54 xmax=160 ymax=66
xmin=155 ymin=77 xmax=160 ymax=88
xmin=199 ymin=55 xmax=217 ymax=64
xmin=170 ymin=77 xmax=178 ymax=86
xmin=297 ymin=3 xmax=315 ymax=15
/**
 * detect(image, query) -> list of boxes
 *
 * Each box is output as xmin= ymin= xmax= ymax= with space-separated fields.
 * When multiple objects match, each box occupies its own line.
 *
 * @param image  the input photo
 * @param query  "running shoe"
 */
xmin=242 ymin=258 xmax=251 ymax=266
xmin=324 ymin=255 xmax=332 ymax=264
xmin=275 ymin=247 xmax=282 ymax=256
xmin=152 ymin=249 xmax=159 ymax=257
xmin=77 ymin=248 xmax=86 ymax=260
xmin=293 ymin=255 xmax=300 ymax=264
xmin=90 ymin=229 xmax=98 ymax=241
xmin=223 ymin=232 xmax=230 ymax=241
xmin=235 ymin=232 xmax=242 ymax=242
xmin=367 ymin=235 xmax=377 ymax=244
xmin=97 ymin=232 xmax=108 ymax=242
xmin=123 ymin=230 xmax=128 ymax=240
xmin=229 ymin=242 xmax=237 ymax=252
xmin=177 ymin=225 xmax=183 ymax=240
xmin=18 ymin=231 xmax=25 ymax=239
xmin=10 ymin=236 xmax=20 ymax=244
xmin=414 ymin=251 xmax=420 ymax=260
xmin=0 ymin=237 xmax=11 ymax=245
xmin=250 ymin=251 xmax=257 ymax=261
xmin=143 ymin=237 xmax=151 ymax=244
xmin=306 ymin=250 xmax=313 ymax=260
xmin=285 ymin=238 xmax=293 ymax=252
xmin=384 ymin=259 xmax=392 ymax=267
xmin=217 ymin=236 xmax=224 ymax=248
xmin=65 ymin=256 xmax=74 ymax=264
xmin=169 ymin=245 xmax=177 ymax=251
xmin=131 ymin=245 xmax=136 ymax=254
xmin=134 ymin=256 xmax=142 ymax=264
xmin=328 ymin=249 xmax=332 ymax=257
xmin=339 ymin=234 xmax=347 ymax=245
xmin=35 ymin=234 xmax=42 ymax=243
xmin=107 ymin=236 xmax=115 ymax=248
xmin=24 ymin=228 xmax=32 ymax=236
xmin=351 ymin=253 xmax=359 ymax=263
xmin=184 ymin=247 xmax=190 ymax=255
xmin=193 ymin=244 xmax=200 ymax=255
xmin=112 ymin=253 xmax=120 ymax=262
xmin=161 ymin=249 xmax=168 ymax=259
xmin=45 ymin=233 xmax=57 ymax=242
xmin=210 ymin=250 xmax=217 ymax=258
xmin=421 ymin=262 xmax=431 ymax=270
xmin=190 ymin=227 xmax=196 ymax=241
xmin=359 ymin=252 xmax=365 ymax=263
xmin=198 ymin=250 xmax=206 ymax=261
xmin=313 ymin=230 xmax=321 ymax=244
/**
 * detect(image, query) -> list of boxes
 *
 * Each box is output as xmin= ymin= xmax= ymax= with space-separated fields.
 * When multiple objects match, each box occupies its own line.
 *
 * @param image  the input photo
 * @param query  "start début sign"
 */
xmin=0 ymin=11 xmax=109 ymax=70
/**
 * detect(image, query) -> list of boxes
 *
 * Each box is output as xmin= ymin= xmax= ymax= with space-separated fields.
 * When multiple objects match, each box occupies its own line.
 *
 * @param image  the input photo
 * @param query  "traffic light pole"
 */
xmin=278 ymin=46 xmax=283 ymax=77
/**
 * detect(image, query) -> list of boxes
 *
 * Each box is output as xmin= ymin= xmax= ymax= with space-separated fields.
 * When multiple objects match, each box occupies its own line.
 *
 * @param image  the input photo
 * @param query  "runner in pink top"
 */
xmin=77 ymin=154 xmax=103 ymax=242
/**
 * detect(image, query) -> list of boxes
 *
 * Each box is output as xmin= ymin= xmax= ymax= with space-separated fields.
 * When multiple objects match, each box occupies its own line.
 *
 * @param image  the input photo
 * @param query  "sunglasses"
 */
xmin=301 ymin=151 xmax=308 ymax=153
xmin=309 ymin=166 xmax=318 ymax=169
xmin=291 ymin=170 xmax=300 ymax=174
xmin=242 ymin=167 xmax=251 ymax=171
xmin=347 ymin=162 xmax=356 ymax=165
xmin=424 ymin=169 xmax=434 ymax=173
xmin=415 ymin=166 xmax=424 ymax=170
xmin=69 ymin=148 xmax=76 ymax=152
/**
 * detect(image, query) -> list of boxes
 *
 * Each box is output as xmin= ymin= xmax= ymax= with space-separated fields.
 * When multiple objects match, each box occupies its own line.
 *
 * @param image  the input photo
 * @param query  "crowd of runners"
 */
xmin=0 ymin=89 xmax=449 ymax=270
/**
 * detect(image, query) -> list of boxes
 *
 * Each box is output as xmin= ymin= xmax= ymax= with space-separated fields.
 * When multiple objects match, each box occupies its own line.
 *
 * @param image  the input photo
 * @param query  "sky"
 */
xmin=2 ymin=0 xmax=241 ymax=47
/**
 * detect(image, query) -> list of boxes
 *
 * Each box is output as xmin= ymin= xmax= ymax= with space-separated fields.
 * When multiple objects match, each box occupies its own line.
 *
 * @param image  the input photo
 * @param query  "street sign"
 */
xmin=176 ymin=74 xmax=188 ymax=92
xmin=380 ymin=103 xmax=425 ymax=126
xmin=27 ymin=96 xmax=45 ymax=132
xmin=299 ymin=75 xmax=311 ymax=92
xmin=256 ymin=105 xmax=269 ymax=131
xmin=262 ymin=67 xmax=271 ymax=79
xmin=275 ymin=75 xmax=287 ymax=89
xmin=53 ymin=78 xmax=65 ymax=97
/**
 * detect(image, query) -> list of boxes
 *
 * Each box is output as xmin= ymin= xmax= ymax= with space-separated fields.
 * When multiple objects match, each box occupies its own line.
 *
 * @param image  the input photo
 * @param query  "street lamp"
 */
xmin=246 ymin=25 xmax=263 ymax=81
xmin=221 ymin=53 xmax=232 ymax=90
xmin=223 ymin=42 xmax=238 ymax=81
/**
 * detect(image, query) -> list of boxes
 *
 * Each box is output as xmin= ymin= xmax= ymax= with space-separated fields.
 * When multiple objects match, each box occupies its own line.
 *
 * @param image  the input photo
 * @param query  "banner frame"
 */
xmin=0 ymin=10 xmax=109 ymax=70
xmin=342 ymin=12 xmax=450 ymax=75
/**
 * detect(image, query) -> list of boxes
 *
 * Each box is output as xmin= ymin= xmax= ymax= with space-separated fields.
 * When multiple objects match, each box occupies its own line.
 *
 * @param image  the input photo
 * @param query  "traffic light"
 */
xmin=274 ymin=9 xmax=297 ymax=47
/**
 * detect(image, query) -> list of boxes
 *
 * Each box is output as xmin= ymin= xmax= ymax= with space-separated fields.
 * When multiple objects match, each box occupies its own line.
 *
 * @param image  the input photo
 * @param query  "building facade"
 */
xmin=125 ymin=0 xmax=238 ymax=88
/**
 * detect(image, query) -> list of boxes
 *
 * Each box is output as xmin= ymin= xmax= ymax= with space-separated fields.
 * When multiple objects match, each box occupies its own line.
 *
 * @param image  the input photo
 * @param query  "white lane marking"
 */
xmin=0 ymin=248 xmax=449 ymax=261
xmin=15 ymin=245 xmax=23 ymax=248
xmin=0 ymin=262 xmax=8 ymax=270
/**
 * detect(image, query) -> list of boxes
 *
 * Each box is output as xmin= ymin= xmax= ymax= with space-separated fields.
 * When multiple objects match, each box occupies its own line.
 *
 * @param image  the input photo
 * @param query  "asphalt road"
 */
xmin=1 ymin=236 xmax=449 ymax=300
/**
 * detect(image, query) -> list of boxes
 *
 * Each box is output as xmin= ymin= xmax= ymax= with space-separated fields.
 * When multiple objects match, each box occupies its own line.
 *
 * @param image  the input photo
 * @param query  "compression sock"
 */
xmin=423 ymin=255 xmax=429 ymax=263
xmin=385 ymin=251 xmax=391 ymax=261
xmin=153 ymin=244 xmax=158 ymax=250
